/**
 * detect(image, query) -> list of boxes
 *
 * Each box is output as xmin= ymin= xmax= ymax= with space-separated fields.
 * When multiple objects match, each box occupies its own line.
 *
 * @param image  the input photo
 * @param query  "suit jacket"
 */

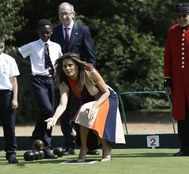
xmin=51 ymin=22 xmax=96 ymax=65
xmin=164 ymin=24 xmax=189 ymax=120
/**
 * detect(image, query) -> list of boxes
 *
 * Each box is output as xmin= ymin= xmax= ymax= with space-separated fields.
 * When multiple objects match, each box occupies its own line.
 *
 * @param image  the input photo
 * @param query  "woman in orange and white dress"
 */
xmin=46 ymin=53 xmax=125 ymax=161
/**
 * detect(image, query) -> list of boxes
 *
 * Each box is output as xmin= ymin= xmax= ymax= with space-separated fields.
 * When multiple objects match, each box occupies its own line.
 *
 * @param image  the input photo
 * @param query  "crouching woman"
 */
xmin=46 ymin=53 xmax=125 ymax=161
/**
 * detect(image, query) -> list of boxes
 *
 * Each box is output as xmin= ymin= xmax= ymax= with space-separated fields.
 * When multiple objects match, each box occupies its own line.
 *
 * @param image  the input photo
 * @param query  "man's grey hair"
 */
xmin=59 ymin=2 xmax=75 ymax=13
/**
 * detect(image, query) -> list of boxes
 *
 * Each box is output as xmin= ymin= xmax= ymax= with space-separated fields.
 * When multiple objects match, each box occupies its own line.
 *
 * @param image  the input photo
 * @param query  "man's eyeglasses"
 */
xmin=59 ymin=12 xmax=73 ymax=16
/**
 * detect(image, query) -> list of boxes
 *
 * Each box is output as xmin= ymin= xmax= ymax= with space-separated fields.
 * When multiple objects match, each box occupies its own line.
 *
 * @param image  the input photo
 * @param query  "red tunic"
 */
xmin=164 ymin=24 xmax=189 ymax=120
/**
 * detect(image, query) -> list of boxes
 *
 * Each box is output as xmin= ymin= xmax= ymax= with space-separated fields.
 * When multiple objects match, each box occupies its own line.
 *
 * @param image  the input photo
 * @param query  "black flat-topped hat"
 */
xmin=176 ymin=3 xmax=189 ymax=14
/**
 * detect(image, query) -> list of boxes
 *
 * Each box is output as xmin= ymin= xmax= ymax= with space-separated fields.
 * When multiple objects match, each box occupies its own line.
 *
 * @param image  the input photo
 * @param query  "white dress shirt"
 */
xmin=18 ymin=39 xmax=62 ymax=76
xmin=0 ymin=53 xmax=20 ymax=90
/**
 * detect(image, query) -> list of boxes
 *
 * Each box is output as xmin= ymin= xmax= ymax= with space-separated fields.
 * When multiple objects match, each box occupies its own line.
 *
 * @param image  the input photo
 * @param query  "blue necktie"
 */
xmin=64 ymin=27 xmax=70 ymax=52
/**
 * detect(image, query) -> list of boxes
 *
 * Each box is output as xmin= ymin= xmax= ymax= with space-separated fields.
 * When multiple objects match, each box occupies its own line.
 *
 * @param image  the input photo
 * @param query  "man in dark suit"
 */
xmin=51 ymin=2 xmax=98 ymax=155
xmin=52 ymin=2 xmax=96 ymax=65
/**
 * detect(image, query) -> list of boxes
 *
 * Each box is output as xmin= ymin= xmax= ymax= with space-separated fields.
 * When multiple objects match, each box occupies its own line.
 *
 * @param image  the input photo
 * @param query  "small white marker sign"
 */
xmin=147 ymin=135 xmax=160 ymax=148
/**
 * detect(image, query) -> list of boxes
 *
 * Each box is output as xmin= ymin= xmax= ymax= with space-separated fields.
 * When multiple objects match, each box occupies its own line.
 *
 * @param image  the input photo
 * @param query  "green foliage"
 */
xmin=85 ymin=16 xmax=163 ymax=91
xmin=0 ymin=0 xmax=24 ymax=42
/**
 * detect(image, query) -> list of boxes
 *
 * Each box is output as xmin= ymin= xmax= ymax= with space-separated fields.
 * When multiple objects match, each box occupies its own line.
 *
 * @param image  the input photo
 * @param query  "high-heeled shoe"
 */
xmin=101 ymin=155 xmax=111 ymax=162
xmin=102 ymin=143 xmax=112 ymax=162
xmin=77 ymin=158 xmax=86 ymax=162
xmin=78 ymin=149 xmax=87 ymax=162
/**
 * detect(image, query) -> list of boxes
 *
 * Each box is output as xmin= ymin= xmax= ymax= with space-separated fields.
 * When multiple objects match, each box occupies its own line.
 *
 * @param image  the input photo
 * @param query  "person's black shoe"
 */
xmin=43 ymin=148 xmax=57 ymax=159
xmin=87 ymin=149 xmax=99 ymax=155
xmin=63 ymin=148 xmax=75 ymax=155
xmin=7 ymin=154 xmax=18 ymax=164
xmin=174 ymin=150 xmax=189 ymax=156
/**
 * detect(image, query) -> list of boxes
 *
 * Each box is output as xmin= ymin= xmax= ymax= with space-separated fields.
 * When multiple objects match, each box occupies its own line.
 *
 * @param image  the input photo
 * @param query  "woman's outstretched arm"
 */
xmin=46 ymin=82 xmax=69 ymax=129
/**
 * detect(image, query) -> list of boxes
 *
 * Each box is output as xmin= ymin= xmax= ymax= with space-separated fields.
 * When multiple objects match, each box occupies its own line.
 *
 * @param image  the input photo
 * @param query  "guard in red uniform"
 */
xmin=164 ymin=3 xmax=189 ymax=156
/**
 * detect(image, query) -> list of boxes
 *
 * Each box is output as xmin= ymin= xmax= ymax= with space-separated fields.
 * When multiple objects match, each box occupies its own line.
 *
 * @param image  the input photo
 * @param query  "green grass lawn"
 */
xmin=0 ymin=149 xmax=189 ymax=174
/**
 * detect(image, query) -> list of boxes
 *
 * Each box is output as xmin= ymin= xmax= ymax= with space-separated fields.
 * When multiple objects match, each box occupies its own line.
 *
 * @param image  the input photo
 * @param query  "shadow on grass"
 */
xmin=112 ymin=152 xmax=174 ymax=158
xmin=14 ymin=157 xmax=99 ymax=167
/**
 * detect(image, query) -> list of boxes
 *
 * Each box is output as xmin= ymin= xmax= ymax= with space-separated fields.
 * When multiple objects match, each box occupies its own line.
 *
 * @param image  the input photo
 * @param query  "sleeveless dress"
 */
xmin=66 ymin=70 xmax=125 ymax=144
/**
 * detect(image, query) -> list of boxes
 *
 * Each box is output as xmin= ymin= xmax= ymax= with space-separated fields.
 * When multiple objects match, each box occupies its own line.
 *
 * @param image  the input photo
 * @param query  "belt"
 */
xmin=32 ymin=74 xmax=53 ymax=79
xmin=0 ymin=90 xmax=12 ymax=94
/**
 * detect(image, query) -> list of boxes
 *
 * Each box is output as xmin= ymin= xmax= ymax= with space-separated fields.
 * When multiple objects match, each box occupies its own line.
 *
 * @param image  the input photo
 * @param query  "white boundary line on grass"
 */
xmin=60 ymin=160 xmax=98 ymax=165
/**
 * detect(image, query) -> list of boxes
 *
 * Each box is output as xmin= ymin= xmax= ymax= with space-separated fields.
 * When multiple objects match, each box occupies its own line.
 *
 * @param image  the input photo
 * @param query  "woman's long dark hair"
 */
xmin=55 ymin=53 xmax=83 ymax=85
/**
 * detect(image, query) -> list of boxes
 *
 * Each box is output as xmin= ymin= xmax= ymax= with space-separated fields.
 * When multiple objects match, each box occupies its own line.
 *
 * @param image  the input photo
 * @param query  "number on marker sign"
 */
xmin=146 ymin=135 xmax=160 ymax=148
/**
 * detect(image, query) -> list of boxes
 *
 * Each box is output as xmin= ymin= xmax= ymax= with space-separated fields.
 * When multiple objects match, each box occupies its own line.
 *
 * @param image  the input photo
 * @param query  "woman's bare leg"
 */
xmin=101 ymin=139 xmax=112 ymax=161
xmin=79 ymin=126 xmax=89 ymax=160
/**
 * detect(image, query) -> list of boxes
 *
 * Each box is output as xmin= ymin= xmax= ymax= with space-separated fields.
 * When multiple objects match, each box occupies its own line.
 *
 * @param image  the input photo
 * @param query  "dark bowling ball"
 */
xmin=24 ymin=151 xmax=35 ymax=161
xmin=33 ymin=139 xmax=44 ymax=151
xmin=33 ymin=150 xmax=41 ymax=160
xmin=53 ymin=147 xmax=64 ymax=157
xmin=38 ymin=150 xmax=45 ymax=159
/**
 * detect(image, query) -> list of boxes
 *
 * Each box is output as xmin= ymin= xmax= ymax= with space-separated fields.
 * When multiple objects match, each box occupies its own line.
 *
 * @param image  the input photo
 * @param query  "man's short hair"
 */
xmin=37 ymin=19 xmax=52 ymax=28
xmin=59 ymin=2 xmax=75 ymax=13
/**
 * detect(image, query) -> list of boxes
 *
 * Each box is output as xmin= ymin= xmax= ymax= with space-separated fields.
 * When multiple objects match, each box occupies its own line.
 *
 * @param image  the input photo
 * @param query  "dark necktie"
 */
xmin=44 ymin=43 xmax=54 ymax=76
xmin=64 ymin=27 xmax=70 ymax=52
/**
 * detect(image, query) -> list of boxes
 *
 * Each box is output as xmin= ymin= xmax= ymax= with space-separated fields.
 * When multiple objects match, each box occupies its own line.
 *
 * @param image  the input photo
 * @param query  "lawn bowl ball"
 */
xmin=24 ymin=150 xmax=35 ymax=161
xmin=33 ymin=139 xmax=44 ymax=151
xmin=38 ymin=150 xmax=45 ymax=159
xmin=33 ymin=150 xmax=41 ymax=160
xmin=53 ymin=147 xmax=64 ymax=157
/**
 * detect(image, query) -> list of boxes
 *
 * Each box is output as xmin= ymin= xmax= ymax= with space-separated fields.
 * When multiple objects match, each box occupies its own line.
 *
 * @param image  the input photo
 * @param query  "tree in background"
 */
xmin=89 ymin=16 xmax=163 ymax=91
xmin=0 ymin=0 xmax=23 ymax=45
xmin=79 ymin=0 xmax=174 ymax=91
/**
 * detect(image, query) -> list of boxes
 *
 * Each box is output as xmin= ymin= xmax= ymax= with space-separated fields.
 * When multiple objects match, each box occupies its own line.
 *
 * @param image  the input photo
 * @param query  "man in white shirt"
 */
xmin=0 ymin=41 xmax=19 ymax=164
xmin=18 ymin=19 xmax=62 ymax=159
